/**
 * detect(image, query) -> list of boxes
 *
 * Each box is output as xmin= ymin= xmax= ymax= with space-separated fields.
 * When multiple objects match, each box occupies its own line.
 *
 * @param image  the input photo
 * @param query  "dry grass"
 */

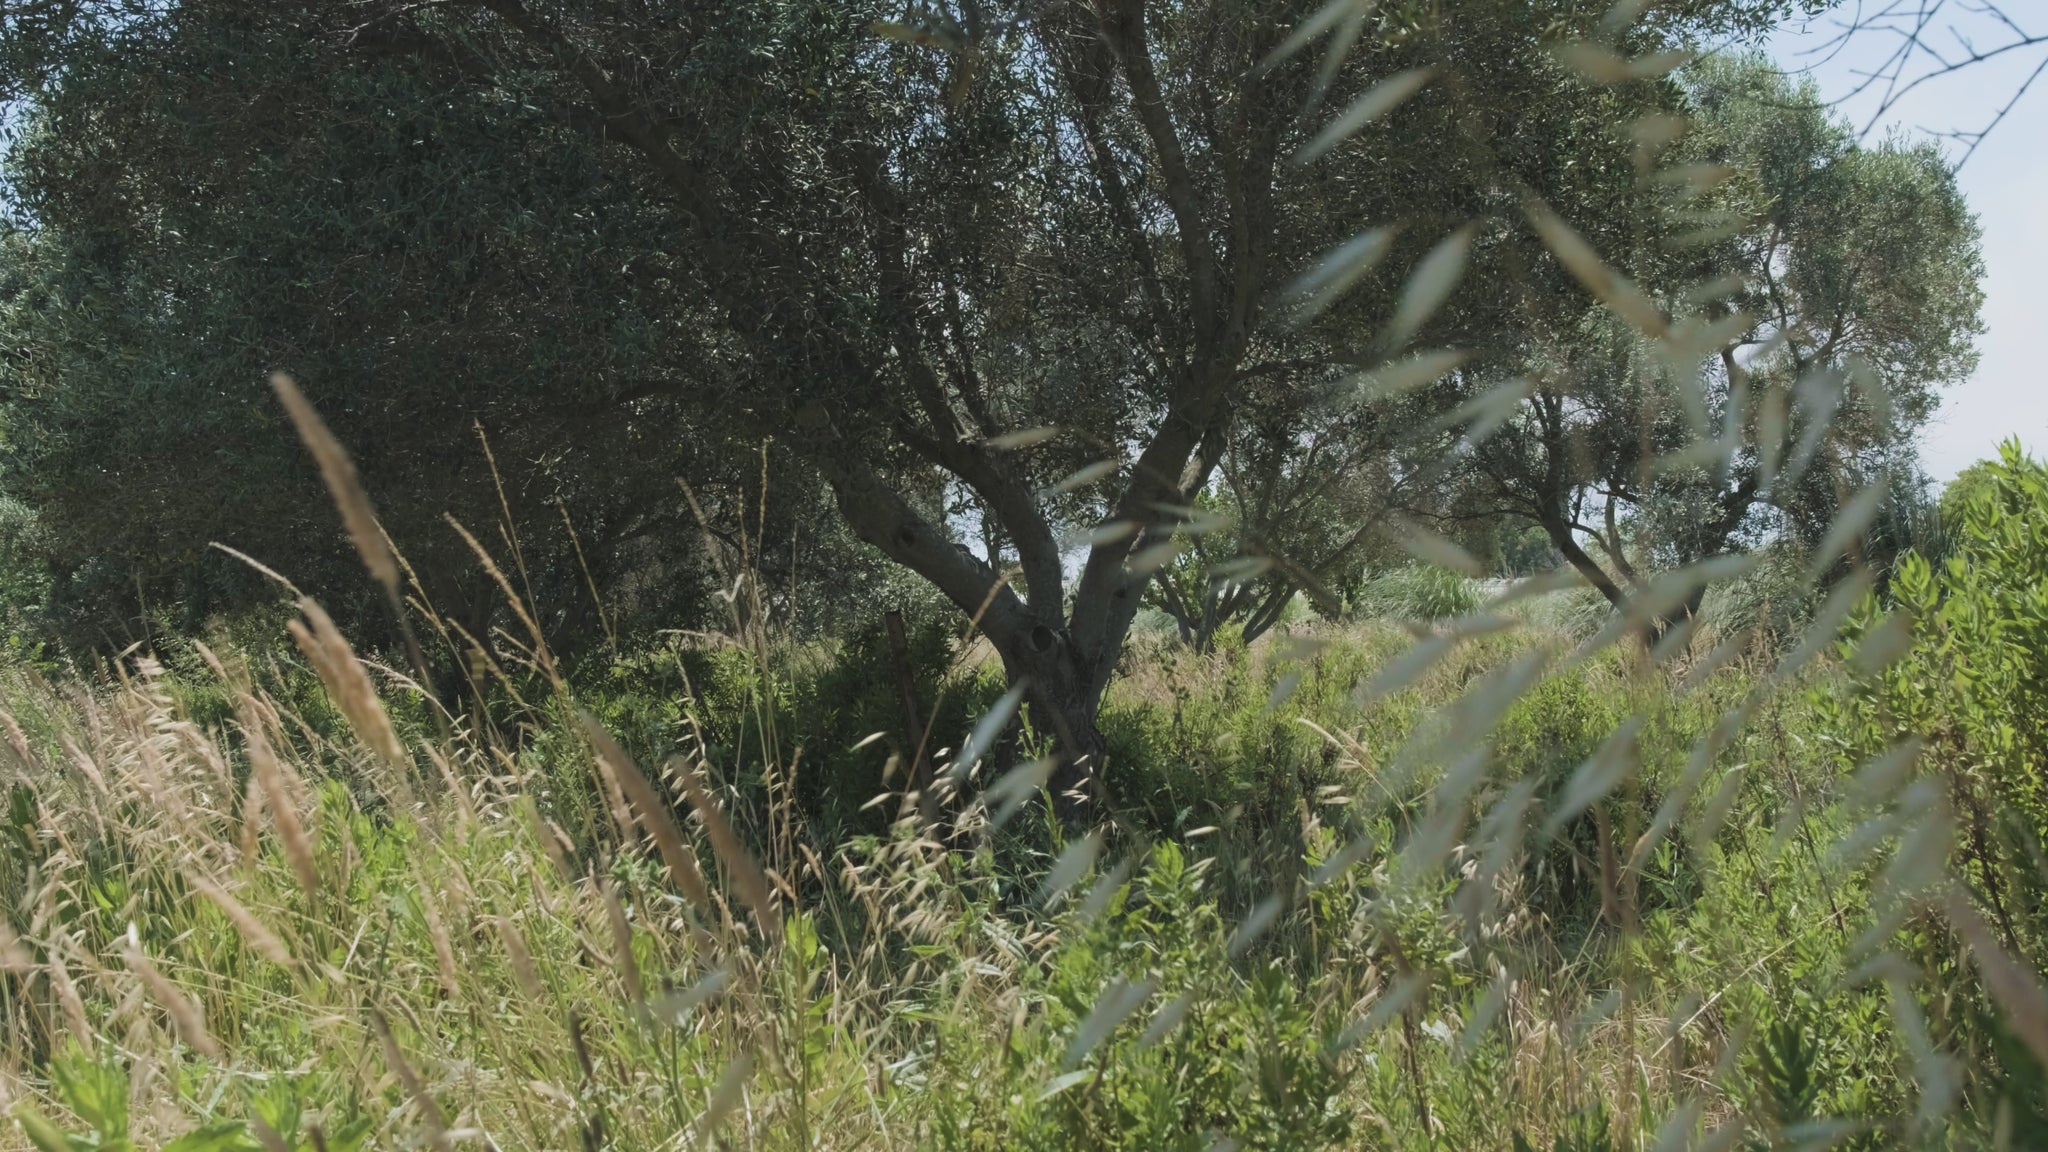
xmin=0 ymin=560 xmax=2015 ymax=1149
xmin=0 ymin=602 xmax=1916 ymax=1147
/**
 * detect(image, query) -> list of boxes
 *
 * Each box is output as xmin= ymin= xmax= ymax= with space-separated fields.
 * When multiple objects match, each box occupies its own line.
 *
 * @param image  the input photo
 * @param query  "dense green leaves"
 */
xmin=0 ymin=3 xmax=866 ymax=652
xmin=0 ymin=1 xmax=1805 ymax=653
xmin=1832 ymin=441 xmax=2048 ymax=842
xmin=1466 ymin=54 xmax=1981 ymax=611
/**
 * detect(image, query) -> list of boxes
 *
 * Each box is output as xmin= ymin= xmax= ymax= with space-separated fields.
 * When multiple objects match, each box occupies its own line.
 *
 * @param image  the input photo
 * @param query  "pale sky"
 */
xmin=1770 ymin=5 xmax=2048 ymax=484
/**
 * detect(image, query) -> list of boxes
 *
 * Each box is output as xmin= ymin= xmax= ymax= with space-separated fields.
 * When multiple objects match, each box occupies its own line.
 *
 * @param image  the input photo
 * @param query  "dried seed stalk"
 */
xmin=415 ymin=871 xmax=461 ymax=1002
xmin=579 ymin=715 xmax=711 ymax=913
xmin=494 ymin=914 xmax=543 ymax=1000
xmin=288 ymin=598 xmax=406 ymax=770
xmin=600 ymin=876 xmax=644 ymax=1005
xmin=242 ymin=708 xmax=319 ymax=899
xmin=47 ymin=933 xmax=89 ymax=1043
xmin=0 ymin=708 xmax=32 ymax=767
xmin=370 ymin=1007 xmax=452 ymax=1151
xmin=124 ymin=944 xmax=222 ymax=1059
xmin=185 ymin=872 xmax=295 ymax=968
xmin=678 ymin=763 xmax=783 ymax=943
xmin=270 ymin=373 xmax=400 ymax=596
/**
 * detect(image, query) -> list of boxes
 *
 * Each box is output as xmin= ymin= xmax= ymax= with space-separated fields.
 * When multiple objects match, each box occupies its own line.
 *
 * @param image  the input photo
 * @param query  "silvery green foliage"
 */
xmin=0 ymin=1 xmax=2034 ymax=1149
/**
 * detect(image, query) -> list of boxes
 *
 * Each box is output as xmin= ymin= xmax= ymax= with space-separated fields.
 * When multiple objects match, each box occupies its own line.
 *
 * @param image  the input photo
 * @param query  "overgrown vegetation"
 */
xmin=0 ymin=0 xmax=2035 ymax=1146
xmin=0 ymin=442 xmax=2037 ymax=1148
xmin=0 ymin=0 xmax=1982 ymax=816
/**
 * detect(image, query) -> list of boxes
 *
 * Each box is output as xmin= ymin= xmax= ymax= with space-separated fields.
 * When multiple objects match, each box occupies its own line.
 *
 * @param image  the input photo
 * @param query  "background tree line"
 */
xmin=0 ymin=0 xmax=1981 ymax=813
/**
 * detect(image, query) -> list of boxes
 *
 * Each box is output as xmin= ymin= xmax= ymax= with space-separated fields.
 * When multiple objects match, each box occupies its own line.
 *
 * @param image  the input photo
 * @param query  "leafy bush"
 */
xmin=12 ymin=1048 xmax=368 ymax=1152
xmin=927 ymin=844 xmax=1353 ymax=1152
xmin=1825 ymin=441 xmax=2048 ymax=895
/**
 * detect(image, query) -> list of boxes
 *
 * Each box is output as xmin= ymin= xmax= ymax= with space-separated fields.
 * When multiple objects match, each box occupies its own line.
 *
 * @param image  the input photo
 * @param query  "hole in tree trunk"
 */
xmin=1028 ymin=625 xmax=1056 ymax=653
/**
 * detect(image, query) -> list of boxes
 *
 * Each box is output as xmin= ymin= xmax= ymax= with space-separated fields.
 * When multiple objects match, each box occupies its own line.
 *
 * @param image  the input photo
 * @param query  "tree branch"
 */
xmin=1097 ymin=0 xmax=1220 ymax=340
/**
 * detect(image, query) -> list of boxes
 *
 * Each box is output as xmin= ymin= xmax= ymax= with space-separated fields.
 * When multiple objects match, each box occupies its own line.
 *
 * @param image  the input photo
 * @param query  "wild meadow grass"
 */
xmin=0 ymin=5 xmax=2031 ymax=1147
xmin=0 ymin=587 xmax=2012 ymax=1152
xmin=0 ymin=402 xmax=2042 ymax=1152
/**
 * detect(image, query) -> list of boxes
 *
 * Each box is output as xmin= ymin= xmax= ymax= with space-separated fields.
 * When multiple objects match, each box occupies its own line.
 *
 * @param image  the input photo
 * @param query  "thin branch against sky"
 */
xmin=1782 ymin=0 xmax=2047 ymax=165
xmin=1764 ymin=3 xmax=2048 ymax=483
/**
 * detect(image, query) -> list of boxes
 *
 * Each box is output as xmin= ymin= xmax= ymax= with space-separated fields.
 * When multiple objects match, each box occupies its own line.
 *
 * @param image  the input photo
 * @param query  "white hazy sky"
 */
xmin=1769 ymin=6 xmax=2048 ymax=483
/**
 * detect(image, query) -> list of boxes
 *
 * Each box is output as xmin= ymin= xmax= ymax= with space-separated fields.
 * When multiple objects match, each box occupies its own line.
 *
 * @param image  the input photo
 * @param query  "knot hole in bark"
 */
xmin=1028 ymin=625 xmax=1057 ymax=654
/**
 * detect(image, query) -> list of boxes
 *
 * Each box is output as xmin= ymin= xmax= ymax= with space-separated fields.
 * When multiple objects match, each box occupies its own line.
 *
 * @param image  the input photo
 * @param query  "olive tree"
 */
xmin=0 ymin=0 xmax=1811 ymax=815
xmin=1466 ymin=54 xmax=1982 ymax=612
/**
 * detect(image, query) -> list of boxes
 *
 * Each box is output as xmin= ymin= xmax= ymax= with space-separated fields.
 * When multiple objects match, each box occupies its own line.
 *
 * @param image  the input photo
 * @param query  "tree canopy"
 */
xmin=0 ymin=0 xmax=1969 ymax=817
xmin=0 ymin=3 xmax=906 ymax=655
xmin=1464 ymin=54 xmax=1981 ymax=610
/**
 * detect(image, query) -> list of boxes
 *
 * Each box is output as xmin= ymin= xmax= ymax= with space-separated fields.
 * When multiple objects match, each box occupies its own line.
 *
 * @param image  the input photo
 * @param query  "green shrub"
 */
xmin=0 ymin=537 xmax=2017 ymax=1152
xmin=990 ymin=844 xmax=1354 ymax=1152
xmin=1825 ymin=440 xmax=2048 ymax=888
xmin=12 ymin=1048 xmax=370 ymax=1152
